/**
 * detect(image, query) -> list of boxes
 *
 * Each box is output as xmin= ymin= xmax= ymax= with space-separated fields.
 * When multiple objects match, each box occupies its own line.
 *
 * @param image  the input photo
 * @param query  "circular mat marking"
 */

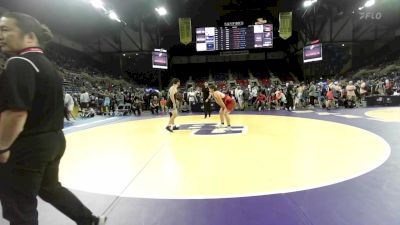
xmin=365 ymin=107 xmax=400 ymax=122
xmin=60 ymin=115 xmax=390 ymax=199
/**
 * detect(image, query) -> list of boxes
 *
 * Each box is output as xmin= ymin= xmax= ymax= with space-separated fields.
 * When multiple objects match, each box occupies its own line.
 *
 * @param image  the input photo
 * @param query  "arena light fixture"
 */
xmin=303 ymin=0 xmax=313 ymax=7
xmin=90 ymin=0 xmax=106 ymax=11
xmin=303 ymin=0 xmax=317 ymax=8
xmin=109 ymin=10 xmax=121 ymax=23
xmin=364 ymin=0 xmax=375 ymax=7
xmin=155 ymin=7 xmax=168 ymax=16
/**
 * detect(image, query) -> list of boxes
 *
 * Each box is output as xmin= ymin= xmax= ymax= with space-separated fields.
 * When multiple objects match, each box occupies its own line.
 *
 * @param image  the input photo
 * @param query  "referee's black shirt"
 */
xmin=202 ymin=87 xmax=210 ymax=101
xmin=0 ymin=48 xmax=64 ymax=138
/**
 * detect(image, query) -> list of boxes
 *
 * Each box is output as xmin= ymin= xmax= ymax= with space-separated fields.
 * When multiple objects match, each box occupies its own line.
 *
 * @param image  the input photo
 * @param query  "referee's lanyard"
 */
xmin=18 ymin=47 xmax=43 ymax=55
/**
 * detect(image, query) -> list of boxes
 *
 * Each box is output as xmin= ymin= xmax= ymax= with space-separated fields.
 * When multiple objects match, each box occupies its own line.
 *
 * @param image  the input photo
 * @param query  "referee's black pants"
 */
xmin=0 ymin=131 xmax=93 ymax=225
xmin=203 ymin=101 xmax=211 ymax=117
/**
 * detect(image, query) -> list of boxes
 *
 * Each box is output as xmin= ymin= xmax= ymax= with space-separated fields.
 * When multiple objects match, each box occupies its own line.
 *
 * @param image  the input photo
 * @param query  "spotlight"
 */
xmin=303 ymin=0 xmax=313 ymax=7
xmin=155 ymin=7 xmax=168 ymax=16
xmin=364 ymin=0 xmax=375 ymax=7
xmin=90 ymin=0 xmax=106 ymax=11
xmin=303 ymin=0 xmax=317 ymax=8
xmin=109 ymin=10 xmax=121 ymax=22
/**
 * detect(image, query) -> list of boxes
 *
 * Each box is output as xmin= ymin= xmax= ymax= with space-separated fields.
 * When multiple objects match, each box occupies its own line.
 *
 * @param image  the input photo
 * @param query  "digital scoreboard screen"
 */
xmin=152 ymin=49 xmax=168 ymax=69
xmin=303 ymin=43 xmax=323 ymax=63
xmin=196 ymin=24 xmax=273 ymax=52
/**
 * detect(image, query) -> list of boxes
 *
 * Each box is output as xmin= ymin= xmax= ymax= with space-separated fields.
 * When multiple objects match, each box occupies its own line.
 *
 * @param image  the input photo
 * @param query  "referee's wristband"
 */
xmin=0 ymin=148 xmax=10 ymax=154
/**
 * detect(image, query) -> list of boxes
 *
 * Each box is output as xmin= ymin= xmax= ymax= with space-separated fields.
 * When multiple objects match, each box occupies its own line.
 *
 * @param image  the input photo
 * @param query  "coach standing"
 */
xmin=0 ymin=12 xmax=105 ymax=225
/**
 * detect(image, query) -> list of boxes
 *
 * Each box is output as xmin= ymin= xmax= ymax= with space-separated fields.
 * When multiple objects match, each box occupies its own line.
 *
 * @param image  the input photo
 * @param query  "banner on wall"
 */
xmin=279 ymin=12 xmax=292 ymax=40
xmin=179 ymin=18 xmax=192 ymax=45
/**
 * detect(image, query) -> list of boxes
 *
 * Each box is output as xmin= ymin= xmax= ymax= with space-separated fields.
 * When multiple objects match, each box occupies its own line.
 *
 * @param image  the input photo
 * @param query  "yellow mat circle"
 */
xmin=365 ymin=107 xmax=400 ymax=122
xmin=60 ymin=115 xmax=390 ymax=199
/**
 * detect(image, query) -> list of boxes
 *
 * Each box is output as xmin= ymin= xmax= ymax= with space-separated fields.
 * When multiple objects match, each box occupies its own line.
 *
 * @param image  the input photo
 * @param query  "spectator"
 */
xmin=133 ymin=97 xmax=142 ymax=116
xmin=150 ymin=96 xmax=159 ymax=115
xmin=79 ymin=89 xmax=90 ymax=109
xmin=242 ymin=86 xmax=250 ymax=110
xmin=188 ymin=87 xmax=196 ymax=112
xmin=285 ymin=82 xmax=294 ymax=111
xmin=385 ymin=79 xmax=393 ymax=95
xmin=181 ymin=99 xmax=190 ymax=112
xmin=160 ymin=97 xmax=167 ymax=114
xmin=236 ymin=86 xmax=244 ymax=111
xmin=294 ymin=84 xmax=304 ymax=109
xmin=346 ymin=81 xmax=357 ymax=105
xmin=64 ymin=92 xmax=75 ymax=121
xmin=255 ymin=91 xmax=267 ymax=111
xmin=251 ymin=86 xmax=258 ymax=106
xmin=308 ymin=81 xmax=317 ymax=108
xmin=103 ymin=91 xmax=111 ymax=115
xmin=326 ymin=87 xmax=335 ymax=110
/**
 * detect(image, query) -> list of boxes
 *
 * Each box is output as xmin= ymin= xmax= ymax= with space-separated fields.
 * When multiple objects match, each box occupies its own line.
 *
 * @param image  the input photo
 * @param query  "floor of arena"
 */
xmin=1 ymin=107 xmax=400 ymax=225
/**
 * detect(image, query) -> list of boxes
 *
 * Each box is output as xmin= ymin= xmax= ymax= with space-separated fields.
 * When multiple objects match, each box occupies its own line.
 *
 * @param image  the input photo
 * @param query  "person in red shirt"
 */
xmin=160 ymin=97 xmax=167 ymax=114
xmin=326 ymin=87 xmax=335 ymax=109
xmin=255 ymin=91 xmax=267 ymax=111
xmin=209 ymin=84 xmax=236 ymax=130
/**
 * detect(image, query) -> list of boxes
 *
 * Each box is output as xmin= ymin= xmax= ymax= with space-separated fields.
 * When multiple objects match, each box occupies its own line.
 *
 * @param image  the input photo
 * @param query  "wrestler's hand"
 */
xmin=223 ymin=108 xmax=229 ymax=114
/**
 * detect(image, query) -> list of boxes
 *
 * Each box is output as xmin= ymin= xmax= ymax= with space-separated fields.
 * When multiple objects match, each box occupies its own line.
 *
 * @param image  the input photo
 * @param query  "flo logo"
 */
xmin=359 ymin=12 xmax=382 ymax=20
xmin=178 ymin=123 xmax=247 ymax=136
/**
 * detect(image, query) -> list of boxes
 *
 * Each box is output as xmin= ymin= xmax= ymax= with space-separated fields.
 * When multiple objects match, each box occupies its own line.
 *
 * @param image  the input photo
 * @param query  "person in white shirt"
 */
xmin=64 ymin=92 xmax=75 ymax=121
xmin=251 ymin=86 xmax=258 ymax=107
xmin=237 ymin=86 xmax=244 ymax=110
xmin=79 ymin=90 xmax=90 ymax=109
xmin=346 ymin=81 xmax=357 ymax=101
xmin=234 ymin=86 xmax=240 ymax=101
xmin=188 ymin=88 xmax=196 ymax=112
xmin=360 ymin=80 xmax=368 ymax=102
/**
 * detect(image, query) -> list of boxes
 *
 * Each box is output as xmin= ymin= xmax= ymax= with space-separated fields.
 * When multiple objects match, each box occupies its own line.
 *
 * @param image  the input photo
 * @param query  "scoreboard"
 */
xmin=196 ymin=24 xmax=273 ymax=52
xmin=152 ymin=49 xmax=168 ymax=69
xmin=303 ymin=43 xmax=323 ymax=63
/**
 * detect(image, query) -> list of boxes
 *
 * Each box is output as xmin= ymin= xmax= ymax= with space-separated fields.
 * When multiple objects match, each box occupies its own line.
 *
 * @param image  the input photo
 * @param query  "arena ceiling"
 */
xmin=0 ymin=0 xmax=298 ymax=52
xmin=1 ymin=0 xmax=399 ymax=53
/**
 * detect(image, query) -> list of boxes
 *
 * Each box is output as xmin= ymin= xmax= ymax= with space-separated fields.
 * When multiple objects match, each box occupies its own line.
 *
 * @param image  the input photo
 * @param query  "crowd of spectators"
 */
xmin=175 ymin=56 xmax=400 ymax=112
xmin=1 ymin=45 xmax=399 ymax=122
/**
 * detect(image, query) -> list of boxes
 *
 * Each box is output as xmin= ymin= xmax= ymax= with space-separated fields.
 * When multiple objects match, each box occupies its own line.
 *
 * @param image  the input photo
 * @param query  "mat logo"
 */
xmin=178 ymin=123 xmax=246 ymax=136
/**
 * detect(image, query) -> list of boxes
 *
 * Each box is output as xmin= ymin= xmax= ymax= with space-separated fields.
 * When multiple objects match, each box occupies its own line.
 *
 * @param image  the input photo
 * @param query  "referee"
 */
xmin=202 ymin=82 xmax=212 ymax=118
xmin=0 ymin=12 xmax=106 ymax=225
